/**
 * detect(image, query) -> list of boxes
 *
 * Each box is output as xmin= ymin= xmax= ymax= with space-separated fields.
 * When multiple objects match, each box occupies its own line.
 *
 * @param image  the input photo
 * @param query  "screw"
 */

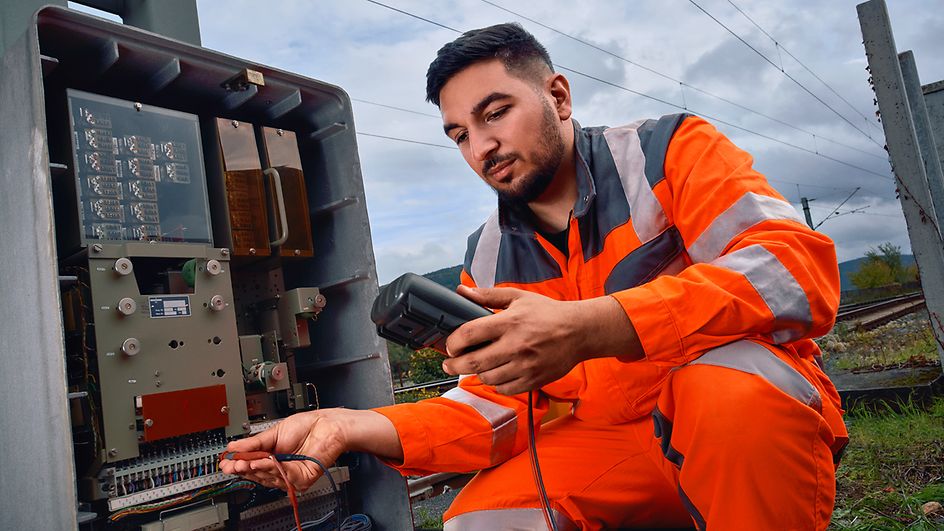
xmin=277 ymin=129 xmax=284 ymax=136
xmin=92 ymin=244 xmax=103 ymax=253
xmin=128 ymin=423 xmax=135 ymax=430
xmin=134 ymin=102 xmax=142 ymax=112
xmin=155 ymin=380 xmax=162 ymax=387
xmin=232 ymin=120 xmax=239 ymax=128
xmin=144 ymin=419 xmax=154 ymax=428
xmin=154 ymin=370 xmax=160 ymax=377
xmin=242 ymin=422 xmax=250 ymax=431
xmin=249 ymin=247 xmax=257 ymax=255
xmin=220 ymin=406 xmax=229 ymax=415
xmin=108 ymin=448 xmax=118 ymax=457
xmin=294 ymin=249 xmax=301 ymax=256
xmin=220 ymin=248 xmax=230 ymax=256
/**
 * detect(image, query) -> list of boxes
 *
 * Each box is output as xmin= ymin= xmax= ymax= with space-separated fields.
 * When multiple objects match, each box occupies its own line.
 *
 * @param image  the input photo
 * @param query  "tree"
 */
xmin=850 ymin=259 xmax=895 ymax=289
xmin=410 ymin=348 xmax=449 ymax=384
xmin=386 ymin=341 xmax=412 ymax=387
xmin=851 ymin=242 xmax=917 ymax=289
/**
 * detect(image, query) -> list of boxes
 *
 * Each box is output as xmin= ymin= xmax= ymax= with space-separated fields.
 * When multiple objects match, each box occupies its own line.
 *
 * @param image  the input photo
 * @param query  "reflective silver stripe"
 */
xmin=689 ymin=191 xmax=805 ymax=263
xmin=441 ymin=386 xmax=517 ymax=465
xmin=690 ymin=340 xmax=822 ymax=412
xmin=444 ymin=508 xmax=579 ymax=531
xmin=714 ymin=245 xmax=812 ymax=344
xmin=603 ymin=125 xmax=670 ymax=244
xmin=470 ymin=209 xmax=501 ymax=289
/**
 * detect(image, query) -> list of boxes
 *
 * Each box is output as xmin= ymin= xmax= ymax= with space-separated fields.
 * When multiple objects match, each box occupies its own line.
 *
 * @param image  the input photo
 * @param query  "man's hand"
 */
xmin=219 ymin=408 xmax=401 ymax=492
xmin=442 ymin=285 xmax=643 ymax=395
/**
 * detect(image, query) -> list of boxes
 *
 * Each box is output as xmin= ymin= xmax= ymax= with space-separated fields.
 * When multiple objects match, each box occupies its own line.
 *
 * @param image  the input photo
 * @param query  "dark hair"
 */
xmin=426 ymin=23 xmax=553 ymax=107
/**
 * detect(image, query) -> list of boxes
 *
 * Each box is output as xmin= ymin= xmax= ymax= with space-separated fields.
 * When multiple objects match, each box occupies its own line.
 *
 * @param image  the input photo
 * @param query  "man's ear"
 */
xmin=548 ymin=73 xmax=573 ymax=121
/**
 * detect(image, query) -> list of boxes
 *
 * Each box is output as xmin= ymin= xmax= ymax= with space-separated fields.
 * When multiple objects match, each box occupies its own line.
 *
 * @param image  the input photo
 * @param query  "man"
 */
xmin=221 ymin=23 xmax=848 ymax=530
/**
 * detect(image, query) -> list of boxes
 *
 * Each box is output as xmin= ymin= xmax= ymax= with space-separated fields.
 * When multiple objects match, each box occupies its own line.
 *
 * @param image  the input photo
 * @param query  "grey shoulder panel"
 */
xmin=462 ymin=222 xmax=487 ymax=285
xmin=636 ymin=113 xmax=692 ymax=187
xmin=495 ymin=233 xmax=563 ymax=285
xmin=578 ymin=127 xmax=632 ymax=262
xmin=603 ymin=226 xmax=684 ymax=294
xmin=465 ymin=210 xmax=561 ymax=288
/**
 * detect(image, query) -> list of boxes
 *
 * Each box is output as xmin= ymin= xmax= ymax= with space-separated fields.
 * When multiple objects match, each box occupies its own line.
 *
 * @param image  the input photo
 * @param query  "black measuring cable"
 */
xmin=527 ymin=391 xmax=558 ymax=531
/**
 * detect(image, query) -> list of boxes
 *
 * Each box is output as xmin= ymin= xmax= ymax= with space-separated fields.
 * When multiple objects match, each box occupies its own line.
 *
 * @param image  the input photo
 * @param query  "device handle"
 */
xmin=264 ymin=167 xmax=290 ymax=247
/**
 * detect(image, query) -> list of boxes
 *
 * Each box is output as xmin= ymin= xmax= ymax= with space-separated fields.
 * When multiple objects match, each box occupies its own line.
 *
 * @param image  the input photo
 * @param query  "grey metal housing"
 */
xmin=0 ymin=6 xmax=410 ymax=529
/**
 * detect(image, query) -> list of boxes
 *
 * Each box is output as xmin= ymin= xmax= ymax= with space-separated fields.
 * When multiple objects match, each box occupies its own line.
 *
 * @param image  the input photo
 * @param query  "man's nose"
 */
xmin=469 ymin=131 xmax=498 ymax=162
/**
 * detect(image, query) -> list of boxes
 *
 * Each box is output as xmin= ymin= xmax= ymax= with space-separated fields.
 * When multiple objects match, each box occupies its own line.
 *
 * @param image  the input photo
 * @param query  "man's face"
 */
xmin=439 ymin=59 xmax=565 ymax=204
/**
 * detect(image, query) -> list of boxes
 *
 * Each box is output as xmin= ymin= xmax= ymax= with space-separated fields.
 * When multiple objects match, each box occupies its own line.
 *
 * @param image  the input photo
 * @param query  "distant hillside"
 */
xmin=422 ymin=256 xmax=914 ymax=293
xmin=423 ymin=264 xmax=462 ymax=291
xmin=838 ymin=254 xmax=914 ymax=291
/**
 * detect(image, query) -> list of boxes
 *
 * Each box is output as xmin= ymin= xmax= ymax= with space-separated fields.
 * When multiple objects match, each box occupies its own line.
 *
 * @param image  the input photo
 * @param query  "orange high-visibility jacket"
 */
xmin=375 ymin=114 xmax=847 ymax=475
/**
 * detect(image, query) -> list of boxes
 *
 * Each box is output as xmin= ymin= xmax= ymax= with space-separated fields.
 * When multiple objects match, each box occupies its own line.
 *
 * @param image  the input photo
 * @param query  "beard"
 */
xmin=489 ymin=101 xmax=565 ymax=205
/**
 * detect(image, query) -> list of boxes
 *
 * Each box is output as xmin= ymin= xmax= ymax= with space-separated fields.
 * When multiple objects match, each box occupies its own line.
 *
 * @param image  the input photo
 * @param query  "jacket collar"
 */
xmin=497 ymin=119 xmax=596 ymax=235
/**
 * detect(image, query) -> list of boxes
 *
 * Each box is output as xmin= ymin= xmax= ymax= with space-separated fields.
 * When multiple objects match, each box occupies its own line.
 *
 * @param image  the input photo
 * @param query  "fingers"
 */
xmin=220 ymin=458 xmax=320 ymax=492
xmin=226 ymin=425 xmax=278 ymax=453
xmin=442 ymin=341 xmax=511 ymax=375
xmin=445 ymin=315 xmax=506 ymax=357
xmin=474 ymin=362 xmax=527 ymax=389
xmin=457 ymin=285 xmax=525 ymax=310
xmin=452 ymin=353 xmax=539 ymax=395
xmin=220 ymin=453 xmax=276 ymax=476
xmin=494 ymin=377 xmax=532 ymax=396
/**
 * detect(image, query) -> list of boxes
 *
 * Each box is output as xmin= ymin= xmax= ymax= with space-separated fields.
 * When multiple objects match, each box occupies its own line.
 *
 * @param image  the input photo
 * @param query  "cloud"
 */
xmin=190 ymin=0 xmax=942 ymax=281
xmin=374 ymin=240 xmax=467 ymax=285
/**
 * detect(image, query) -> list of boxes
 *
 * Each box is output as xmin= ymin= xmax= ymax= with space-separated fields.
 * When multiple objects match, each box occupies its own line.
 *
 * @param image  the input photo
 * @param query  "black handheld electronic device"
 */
xmin=371 ymin=272 xmax=492 ymax=352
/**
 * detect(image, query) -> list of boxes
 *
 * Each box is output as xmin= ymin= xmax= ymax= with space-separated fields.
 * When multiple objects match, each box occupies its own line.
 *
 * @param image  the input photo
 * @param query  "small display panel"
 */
xmin=67 ymin=90 xmax=213 ymax=246
xmin=148 ymin=295 xmax=192 ymax=318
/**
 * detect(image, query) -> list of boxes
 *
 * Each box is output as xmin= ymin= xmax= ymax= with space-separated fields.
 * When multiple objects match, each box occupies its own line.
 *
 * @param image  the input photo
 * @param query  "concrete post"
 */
xmin=923 ymin=81 xmax=944 ymax=183
xmin=858 ymin=0 xmax=944 ymax=365
xmin=899 ymin=51 xmax=944 ymax=235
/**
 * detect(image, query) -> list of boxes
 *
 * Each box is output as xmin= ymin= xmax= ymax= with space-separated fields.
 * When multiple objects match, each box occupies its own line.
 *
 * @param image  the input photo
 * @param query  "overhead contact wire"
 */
xmin=361 ymin=0 xmax=893 ymax=182
xmin=687 ymin=0 xmax=884 ymax=149
xmin=725 ymin=0 xmax=883 ymax=135
xmin=479 ymin=0 xmax=885 ymax=161
xmin=554 ymin=65 xmax=893 ymax=181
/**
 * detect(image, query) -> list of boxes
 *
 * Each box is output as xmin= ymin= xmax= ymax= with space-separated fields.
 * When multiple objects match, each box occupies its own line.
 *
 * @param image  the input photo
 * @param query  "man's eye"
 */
xmin=455 ymin=132 xmax=468 ymax=144
xmin=486 ymin=108 xmax=506 ymax=122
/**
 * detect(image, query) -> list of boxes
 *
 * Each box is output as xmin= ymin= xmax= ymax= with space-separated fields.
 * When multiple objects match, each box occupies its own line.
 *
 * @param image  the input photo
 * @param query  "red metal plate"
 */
xmin=140 ymin=384 xmax=229 ymax=441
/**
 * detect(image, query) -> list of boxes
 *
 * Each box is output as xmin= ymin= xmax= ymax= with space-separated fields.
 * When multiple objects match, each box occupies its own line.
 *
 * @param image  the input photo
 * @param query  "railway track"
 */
xmin=836 ymin=292 xmax=926 ymax=330
xmin=394 ymin=377 xmax=460 ymax=396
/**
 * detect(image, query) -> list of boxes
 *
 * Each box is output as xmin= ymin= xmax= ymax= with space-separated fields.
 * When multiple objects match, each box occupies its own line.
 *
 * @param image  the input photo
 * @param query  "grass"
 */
xmin=831 ymin=398 xmax=944 ymax=530
xmin=414 ymin=507 xmax=444 ymax=529
xmin=822 ymin=320 xmax=938 ymax=372
xmin=821 ymin=312 xmax=944 ymax=528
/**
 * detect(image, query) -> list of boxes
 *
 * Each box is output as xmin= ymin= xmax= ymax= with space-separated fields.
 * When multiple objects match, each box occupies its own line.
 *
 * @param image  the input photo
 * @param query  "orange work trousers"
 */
xmin=443 ymin=340 xmax=841 ymax=530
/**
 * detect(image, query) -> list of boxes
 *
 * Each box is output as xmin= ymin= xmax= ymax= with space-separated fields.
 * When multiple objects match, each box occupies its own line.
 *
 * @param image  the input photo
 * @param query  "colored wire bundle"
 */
xmin=221 ymin=451 xmax=365 ymax=531
xmin=108 ymin=480 xmax=255 ymax=521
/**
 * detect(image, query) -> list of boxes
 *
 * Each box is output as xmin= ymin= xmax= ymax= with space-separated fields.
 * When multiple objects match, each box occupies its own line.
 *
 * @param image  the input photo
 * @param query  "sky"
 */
xmin=73 ymin=0 xmax=944 ymax=283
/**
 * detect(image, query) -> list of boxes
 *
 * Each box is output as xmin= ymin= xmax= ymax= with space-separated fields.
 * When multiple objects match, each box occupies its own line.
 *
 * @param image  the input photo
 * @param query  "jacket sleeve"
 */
xmin=372 ymin=269 xmax=548 ymax=476
xmin=611 ymin=116 xmax=840 ymax=365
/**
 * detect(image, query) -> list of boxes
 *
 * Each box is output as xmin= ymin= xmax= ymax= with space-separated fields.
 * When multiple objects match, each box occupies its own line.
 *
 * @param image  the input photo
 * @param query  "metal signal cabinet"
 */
xmin=0 ymin=6 xmax=411 ymax=530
